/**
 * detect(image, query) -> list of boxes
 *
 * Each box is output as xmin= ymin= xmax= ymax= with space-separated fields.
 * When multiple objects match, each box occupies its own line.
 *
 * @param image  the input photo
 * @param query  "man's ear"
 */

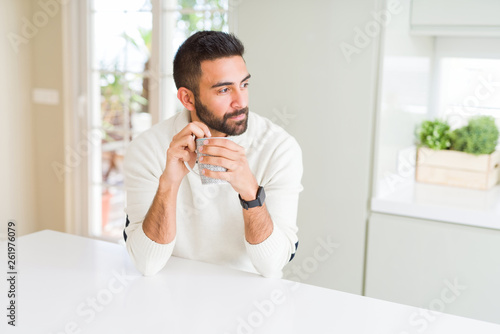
xmin=177 ymin=87 xmax=196 ymax=112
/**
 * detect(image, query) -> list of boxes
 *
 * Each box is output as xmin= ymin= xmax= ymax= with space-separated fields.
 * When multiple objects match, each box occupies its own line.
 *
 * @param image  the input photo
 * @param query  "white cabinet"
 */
xmin=365 ymin=212 xmax=500 ymax=324
xmin=411 ymin=0 xmax=500 ymax=36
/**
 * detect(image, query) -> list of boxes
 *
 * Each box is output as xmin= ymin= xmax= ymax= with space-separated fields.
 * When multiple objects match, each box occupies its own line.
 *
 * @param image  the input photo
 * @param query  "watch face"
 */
xmin=240 ymin=187 xmax=265 ymax=209
xmin=258 ymin=186 xmax=266 ymax=204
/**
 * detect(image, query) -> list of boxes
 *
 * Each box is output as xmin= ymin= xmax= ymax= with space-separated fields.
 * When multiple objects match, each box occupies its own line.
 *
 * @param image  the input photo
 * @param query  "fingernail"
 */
xmin=208 ymin=131 xmax=212 ymax=137
xmin=199 ymin=156 xmax=203 ymax=162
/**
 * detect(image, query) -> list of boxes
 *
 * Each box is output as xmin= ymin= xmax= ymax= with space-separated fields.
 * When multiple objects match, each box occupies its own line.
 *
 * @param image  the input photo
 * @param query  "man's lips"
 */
xmin=229 ymin=113 xmax=246 ymax=121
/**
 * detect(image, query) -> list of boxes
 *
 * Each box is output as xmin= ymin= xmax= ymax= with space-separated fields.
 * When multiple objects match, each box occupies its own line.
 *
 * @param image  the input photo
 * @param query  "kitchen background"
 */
xmin=1 ymin=0 xmax=499 ymax=325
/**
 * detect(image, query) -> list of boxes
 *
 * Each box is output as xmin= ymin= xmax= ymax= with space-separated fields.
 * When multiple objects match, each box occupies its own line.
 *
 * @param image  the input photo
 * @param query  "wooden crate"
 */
xmin=415 ymin=147 xmax=500 ymax=190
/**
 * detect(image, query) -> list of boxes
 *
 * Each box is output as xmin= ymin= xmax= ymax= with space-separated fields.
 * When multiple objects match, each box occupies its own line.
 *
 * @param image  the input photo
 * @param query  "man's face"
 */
xmin=194 ymin=56 xmax=250 ymax=136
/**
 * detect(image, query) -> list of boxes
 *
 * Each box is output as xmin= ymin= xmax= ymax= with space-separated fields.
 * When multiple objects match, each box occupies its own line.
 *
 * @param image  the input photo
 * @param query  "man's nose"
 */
xmin=231 ymin=88 xmax=247 ymax=110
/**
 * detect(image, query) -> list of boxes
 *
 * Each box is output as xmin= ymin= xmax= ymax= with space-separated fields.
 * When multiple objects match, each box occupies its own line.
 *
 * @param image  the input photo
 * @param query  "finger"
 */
xmin=186 ymin=134 xmax=196 ymax=152
xmin=198 ymin=155 xmax=235 ymax=170
xmin=202 ymin=138 xmax=241 ymax=151
xmin=191 ymin=121 xmax=212 ymax=138
xmin=199 ymin=145 xmax=240 ymax=161
xmin=202 ymin=168 xmax=231 ymax=182
xmin=168 ymin=147 xmax=192 ymax=162
xmin=170 ymin=133 xmax=196 ymax=153
xmin=177 ymin=122 xmax=211 ymax=140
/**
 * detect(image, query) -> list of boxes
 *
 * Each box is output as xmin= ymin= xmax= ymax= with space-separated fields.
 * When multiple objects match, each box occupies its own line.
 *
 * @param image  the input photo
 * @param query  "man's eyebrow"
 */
xmin=241 ymin=74 xmax=251 ymax=82
xmin=211 ymin=74 xmax=251 ymax=89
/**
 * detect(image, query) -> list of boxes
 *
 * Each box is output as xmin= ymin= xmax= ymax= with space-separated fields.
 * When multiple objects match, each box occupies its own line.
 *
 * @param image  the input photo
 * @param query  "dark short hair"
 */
xmin=173 ymin=31 xmax=245 ymax=95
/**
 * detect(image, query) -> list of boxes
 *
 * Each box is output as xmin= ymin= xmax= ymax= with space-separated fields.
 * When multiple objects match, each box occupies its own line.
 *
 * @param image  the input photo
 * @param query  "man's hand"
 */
xmin=198 ymin=138 xmax=259 ymax=200
xmin=162 ymin=121 xmax=211 ymax=187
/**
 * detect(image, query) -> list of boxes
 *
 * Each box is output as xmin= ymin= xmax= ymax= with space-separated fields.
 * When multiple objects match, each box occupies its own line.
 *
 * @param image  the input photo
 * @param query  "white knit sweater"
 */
xmin=123 ymin=110 xmax=303 ymax=277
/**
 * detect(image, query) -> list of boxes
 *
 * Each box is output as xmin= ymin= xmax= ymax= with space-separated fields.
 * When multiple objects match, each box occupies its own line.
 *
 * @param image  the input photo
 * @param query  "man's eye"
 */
xmin=242 ymin=82 xmax=250 ymax=88
xmin=219 ymin=88 xmax=229 ymax=94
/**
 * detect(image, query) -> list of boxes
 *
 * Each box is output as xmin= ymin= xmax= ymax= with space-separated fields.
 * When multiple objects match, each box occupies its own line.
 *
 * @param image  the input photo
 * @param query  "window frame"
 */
xmin=64 ymin=0 xmax=234 ymax=241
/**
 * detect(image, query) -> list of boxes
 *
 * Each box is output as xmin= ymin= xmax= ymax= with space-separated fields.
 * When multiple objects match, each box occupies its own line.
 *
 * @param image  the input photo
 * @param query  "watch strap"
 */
xmin=239 ymin=186 xmax=266 ymax=210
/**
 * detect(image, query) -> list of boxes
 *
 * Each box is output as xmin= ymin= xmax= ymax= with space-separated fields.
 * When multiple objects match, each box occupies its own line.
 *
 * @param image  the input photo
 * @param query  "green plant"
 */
xmin=450 ymin=116 xmax=499 ymax=155
xmin=416 ymin=119 xmax=452 ymax=150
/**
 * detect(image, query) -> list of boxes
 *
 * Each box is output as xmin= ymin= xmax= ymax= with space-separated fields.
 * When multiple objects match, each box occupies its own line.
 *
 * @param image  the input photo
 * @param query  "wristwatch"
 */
xmin=239 ymin=186 xmax=266 ymax=210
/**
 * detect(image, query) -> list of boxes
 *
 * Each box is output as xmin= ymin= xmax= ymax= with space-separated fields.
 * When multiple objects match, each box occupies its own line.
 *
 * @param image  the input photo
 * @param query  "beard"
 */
xmin=194 ymin=94 xmax=249 ymax=136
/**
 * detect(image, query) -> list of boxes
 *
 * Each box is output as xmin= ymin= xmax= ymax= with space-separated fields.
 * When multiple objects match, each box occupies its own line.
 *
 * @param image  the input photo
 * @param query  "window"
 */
xmin=436 ymin=57 xmax=500 ymax=131
xmin=160 ymin=0 xmax=230 ymax=121
xmin=86 ymin=0 xmax=230 ymax=241
xmin=370 ymin=2 xmax=500 ymax=227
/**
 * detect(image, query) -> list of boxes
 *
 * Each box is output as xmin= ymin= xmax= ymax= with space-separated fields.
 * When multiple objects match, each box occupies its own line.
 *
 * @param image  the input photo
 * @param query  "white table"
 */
xmin=2 ymin=230 xmax=500 ymax=334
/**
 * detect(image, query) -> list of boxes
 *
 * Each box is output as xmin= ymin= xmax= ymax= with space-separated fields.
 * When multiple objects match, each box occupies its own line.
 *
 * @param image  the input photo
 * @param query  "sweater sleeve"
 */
xmin=123 ymin=133 xmax=175 ymax=276
xmin=244 ymin=136 xmax=303 ymax=278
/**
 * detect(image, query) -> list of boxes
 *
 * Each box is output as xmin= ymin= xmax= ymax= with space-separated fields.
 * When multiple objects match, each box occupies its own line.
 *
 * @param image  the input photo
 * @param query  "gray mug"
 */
xmin=184 ymin=137 xmax=232 ymax=185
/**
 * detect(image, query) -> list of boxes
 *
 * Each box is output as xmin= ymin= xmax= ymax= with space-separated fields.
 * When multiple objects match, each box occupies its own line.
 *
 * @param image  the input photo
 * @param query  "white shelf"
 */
xmin=371 ymin=181 xmax=500 ymax=230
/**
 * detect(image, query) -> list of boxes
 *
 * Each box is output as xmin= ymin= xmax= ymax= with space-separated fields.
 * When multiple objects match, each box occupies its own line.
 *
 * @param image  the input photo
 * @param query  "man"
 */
xmin=123 ymin=31 xmax=302 ymax=278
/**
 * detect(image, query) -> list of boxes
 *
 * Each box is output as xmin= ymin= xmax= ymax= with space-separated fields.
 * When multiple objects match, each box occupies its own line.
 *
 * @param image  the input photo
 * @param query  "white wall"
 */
xmin=30 ymin=0 xmax=66 ymax=233
xmin=372 ymin=0 xmax=434 ymax=197
xmin=236 ymin=0 xmax=381 ymax=293
xmin=0 ymin=0 xmax=38 ymax=237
